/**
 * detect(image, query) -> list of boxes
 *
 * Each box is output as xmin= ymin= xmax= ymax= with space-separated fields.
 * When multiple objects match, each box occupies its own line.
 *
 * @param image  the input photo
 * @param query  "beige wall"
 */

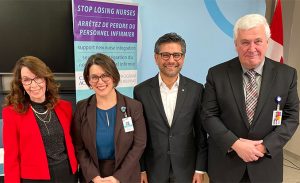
xmin=265 ymin=0 xmax=300 ymax=156
xmin=281 ymin=0 xmax=300 ymax=156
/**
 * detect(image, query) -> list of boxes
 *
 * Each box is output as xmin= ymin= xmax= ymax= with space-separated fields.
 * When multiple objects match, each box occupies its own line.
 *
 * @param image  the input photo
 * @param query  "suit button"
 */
xmin=167 ymin=151 xmax=171 ymax=154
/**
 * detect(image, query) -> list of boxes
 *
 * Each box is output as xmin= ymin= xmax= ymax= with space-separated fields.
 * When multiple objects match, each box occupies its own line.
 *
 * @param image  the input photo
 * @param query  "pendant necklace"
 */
xmin=31 ymin=106 xmax=52 ymax=135
xmin=106 ymin=112 xmax=110 ymax=127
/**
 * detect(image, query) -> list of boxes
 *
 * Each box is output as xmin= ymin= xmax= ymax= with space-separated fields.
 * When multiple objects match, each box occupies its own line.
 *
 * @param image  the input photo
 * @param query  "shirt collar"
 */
xmin=241 ymin=58 xmax=265 ymax=76
xmin=158 ymin=73 xmax=180 ymax=88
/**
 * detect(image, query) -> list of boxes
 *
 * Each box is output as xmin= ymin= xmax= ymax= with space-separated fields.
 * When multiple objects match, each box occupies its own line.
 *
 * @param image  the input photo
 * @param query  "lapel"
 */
xmin=54 ymin=102 xmax=68 ymax=133
xmin=114 ymin=91 xmax=126 ymax=145
xmin=26 ymin=107 xmax=45 ymax=138
xmin=85 ymin=95 xmax=98 ymax=165
xmin=252 ymin=58 xmax=276 ymax=124
xmin=227 ymin=58 xmax=249 ymax=128
xmin=85 ymin=92 xmax=125 ymax=168
xmin=171 ymin=74 xmax=187 ymax=126
xmin=150 ymin=75 xmax=169 ymax=127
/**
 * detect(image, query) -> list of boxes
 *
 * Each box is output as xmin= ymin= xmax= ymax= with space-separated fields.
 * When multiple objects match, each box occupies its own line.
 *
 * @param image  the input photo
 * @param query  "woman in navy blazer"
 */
xmin=2 ymin=56 xmax=78 ymax=183
xmin=72 ymin=53 xmax=146 ymax=183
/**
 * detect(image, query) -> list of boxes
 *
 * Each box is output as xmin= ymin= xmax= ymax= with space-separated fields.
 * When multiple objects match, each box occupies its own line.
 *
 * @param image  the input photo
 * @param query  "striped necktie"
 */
xmin=245 ymin=69 xmax=258 ymax=124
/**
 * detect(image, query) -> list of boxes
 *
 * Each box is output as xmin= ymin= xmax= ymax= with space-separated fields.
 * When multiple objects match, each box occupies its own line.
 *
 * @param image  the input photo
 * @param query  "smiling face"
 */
xmin=88 ymin=64 xmax=115 ymax=98
xmin=21 ymin=66 xmax=46 ymax=103
xmin=235 ymin=25 xmax=268 ymax=69
xmin=155 ymin=42 xmax=185 ymax=79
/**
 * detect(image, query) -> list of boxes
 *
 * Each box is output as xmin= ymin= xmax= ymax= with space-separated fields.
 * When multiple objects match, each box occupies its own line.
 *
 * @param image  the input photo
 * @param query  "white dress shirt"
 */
xmin=242 ymin=60 xmax=264 ymax=99
xmin=158 ymin=74 xmax=205 ymax=175
xmin=159 ymin=73 xmax=179 ymax=126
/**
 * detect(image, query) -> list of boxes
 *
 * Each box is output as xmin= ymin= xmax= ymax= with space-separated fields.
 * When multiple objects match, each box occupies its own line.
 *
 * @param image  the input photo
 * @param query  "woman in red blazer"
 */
xmin=2 ymin=56 xmax=78 ymax=183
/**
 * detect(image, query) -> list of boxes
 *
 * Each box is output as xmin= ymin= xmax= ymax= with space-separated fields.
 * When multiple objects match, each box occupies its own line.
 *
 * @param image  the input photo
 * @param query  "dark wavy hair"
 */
xmin=4 ymin=56 xmax=60 ymax=113
xmin=83 ymin=53 xmax=120 ymax=87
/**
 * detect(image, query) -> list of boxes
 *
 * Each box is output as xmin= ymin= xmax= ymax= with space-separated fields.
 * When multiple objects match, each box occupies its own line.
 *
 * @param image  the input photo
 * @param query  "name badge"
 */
xmin=122 ymin=117 xmax=134 ymax=132
xmin=272 ymin=110 xmax=282 ymax=126
xmin=272 ymin=96 xmax=282 ymax=126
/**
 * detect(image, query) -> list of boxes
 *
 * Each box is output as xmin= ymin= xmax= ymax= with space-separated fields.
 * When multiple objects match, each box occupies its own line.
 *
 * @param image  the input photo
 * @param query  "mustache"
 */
xmin=163 ymin=62 xmax=179 ymax=67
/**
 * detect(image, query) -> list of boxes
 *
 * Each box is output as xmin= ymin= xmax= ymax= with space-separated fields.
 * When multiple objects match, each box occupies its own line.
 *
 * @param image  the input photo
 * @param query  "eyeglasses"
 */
xmin=159 ymin=52 xmax=184 ymax=61
xmin=89 ymin=73 xmax=111 ymax=83
xmin=21 ymin=77 xmax=44 ymax=85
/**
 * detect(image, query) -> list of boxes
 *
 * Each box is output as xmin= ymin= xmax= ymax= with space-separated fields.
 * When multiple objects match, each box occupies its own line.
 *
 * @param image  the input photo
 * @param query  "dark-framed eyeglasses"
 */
xmin=21 ymin=77 xmax=45 ymax=86
xmin=89 ymin=73 xmax=111 ymax=83
xmin=159 ymin=52 xmax=184 ymax=61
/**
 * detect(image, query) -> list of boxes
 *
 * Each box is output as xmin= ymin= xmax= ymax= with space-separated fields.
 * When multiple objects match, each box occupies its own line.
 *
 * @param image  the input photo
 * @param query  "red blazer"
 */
xmin=2 ymin=100 xmax=78 ymax=183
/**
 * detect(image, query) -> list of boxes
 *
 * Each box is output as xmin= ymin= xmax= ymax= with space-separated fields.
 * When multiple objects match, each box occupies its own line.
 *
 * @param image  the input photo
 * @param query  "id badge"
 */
xmin=272 ymin=110 xmax=282 ymax=126
xmin=122 ymin=117 xmax=134 ymax=132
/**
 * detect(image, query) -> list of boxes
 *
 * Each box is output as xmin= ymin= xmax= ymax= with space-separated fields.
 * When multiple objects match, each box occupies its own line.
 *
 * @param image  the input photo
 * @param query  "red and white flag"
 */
xmin=266 ymin=0 xmax=284 ymax=63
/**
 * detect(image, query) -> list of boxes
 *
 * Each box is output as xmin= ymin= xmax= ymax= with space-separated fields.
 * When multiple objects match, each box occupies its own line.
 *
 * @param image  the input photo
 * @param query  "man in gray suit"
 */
xmin=134 ymin=33 xmax=207 ymax=183
xmin=202 ymin=14 xmax=299 ymax=183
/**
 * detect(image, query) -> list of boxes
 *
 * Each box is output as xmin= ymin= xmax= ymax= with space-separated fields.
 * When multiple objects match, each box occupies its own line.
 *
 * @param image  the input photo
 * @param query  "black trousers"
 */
xmin=21 ymin=159 xmax=78 ymax=183
xmin=210 ymin=170 xmax=282 ymax=183
xmin=98 ymin=159 xmax=115 ymax=177
xmin=210 ymin=170 xmax=250 ymax=183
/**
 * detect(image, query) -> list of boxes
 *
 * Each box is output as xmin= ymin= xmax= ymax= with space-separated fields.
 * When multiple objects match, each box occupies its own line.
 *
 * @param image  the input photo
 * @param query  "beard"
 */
xmin=160 ymin=63 xmax=182 ymax=77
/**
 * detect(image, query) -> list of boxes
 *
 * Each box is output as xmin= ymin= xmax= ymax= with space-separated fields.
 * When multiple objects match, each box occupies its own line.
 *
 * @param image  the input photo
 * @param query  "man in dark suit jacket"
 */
xmin=202 ymin=14 xmax=299 ymax=183
xmin=134 ymin=33 xmax=207 ymax=183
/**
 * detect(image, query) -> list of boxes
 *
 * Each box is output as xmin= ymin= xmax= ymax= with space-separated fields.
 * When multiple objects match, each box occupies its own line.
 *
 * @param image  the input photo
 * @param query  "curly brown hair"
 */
xmin=4 ymin=56 xmax=60 ymax=113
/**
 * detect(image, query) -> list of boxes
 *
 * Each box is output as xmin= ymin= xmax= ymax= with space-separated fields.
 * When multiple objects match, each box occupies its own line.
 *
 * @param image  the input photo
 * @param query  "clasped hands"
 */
xmin=92 ymin=176 xmax=120 ymax=183
xmin=231 ymin=138 xmax=266 ymax=162
xmin=141 ymin=171 xmax=204 ymax=183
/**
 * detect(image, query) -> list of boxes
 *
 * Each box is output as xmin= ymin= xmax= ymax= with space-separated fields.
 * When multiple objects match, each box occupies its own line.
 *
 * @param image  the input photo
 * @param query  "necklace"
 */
xmin=31 ymin=106 xmax=51 ymax=123
xmin=31 ymin=105 xmax=48 ymax=115
xmin=31 ymin=106 xmax=52 ymax=135
xmin=106 ymin=112 xmax=110 ymax=127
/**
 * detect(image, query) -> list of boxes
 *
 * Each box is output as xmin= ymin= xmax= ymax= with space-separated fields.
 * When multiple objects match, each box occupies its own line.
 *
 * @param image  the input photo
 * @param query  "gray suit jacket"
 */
xmin=72 ymin=91 xmax=146 ymax=183
xmin=134 ymin=74 xmax=207 ymax=183
xmin=202 ymin=57 xmax=299 ymax=183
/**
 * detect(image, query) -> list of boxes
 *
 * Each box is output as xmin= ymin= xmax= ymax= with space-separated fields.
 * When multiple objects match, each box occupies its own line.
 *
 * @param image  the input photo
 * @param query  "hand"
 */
xmin=101 ymin=176 xmax=120 ymax=183
xmin=192 ymin=172 xmax=204 ymax=183
xmin=141 ymin=172 xmax=148 ymax=183
xmin=255 ymin=143 xmax=267 ymax=154
xmin=240 ymin=138 xmax=266 ymax=154
xmin=231 ymin=138 xmax=264 ymax=162
xmin=92 ymin=176 xmax=103 ymax=183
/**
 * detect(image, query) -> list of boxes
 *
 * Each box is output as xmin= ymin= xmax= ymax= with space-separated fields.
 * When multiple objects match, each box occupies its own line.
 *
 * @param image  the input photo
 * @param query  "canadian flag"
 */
xmin=266 ymin=0 xmax=284 ymax=63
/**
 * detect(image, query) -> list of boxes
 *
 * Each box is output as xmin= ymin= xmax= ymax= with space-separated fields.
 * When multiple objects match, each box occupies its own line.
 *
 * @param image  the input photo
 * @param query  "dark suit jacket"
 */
xmin=134 ymin=74 xmax=207 ymax=183
xmin=2 ymin=100 xmax=78 ymax=183
xmin=72 ymin=91 xmax=146 ymax=183
xmin=202 ymin=57 xmax=299 ymax=183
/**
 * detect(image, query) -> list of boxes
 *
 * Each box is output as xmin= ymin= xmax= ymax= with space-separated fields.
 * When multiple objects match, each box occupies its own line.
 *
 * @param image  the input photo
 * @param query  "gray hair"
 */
xmin=233 ymin=14 xmax=271 ymax=41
